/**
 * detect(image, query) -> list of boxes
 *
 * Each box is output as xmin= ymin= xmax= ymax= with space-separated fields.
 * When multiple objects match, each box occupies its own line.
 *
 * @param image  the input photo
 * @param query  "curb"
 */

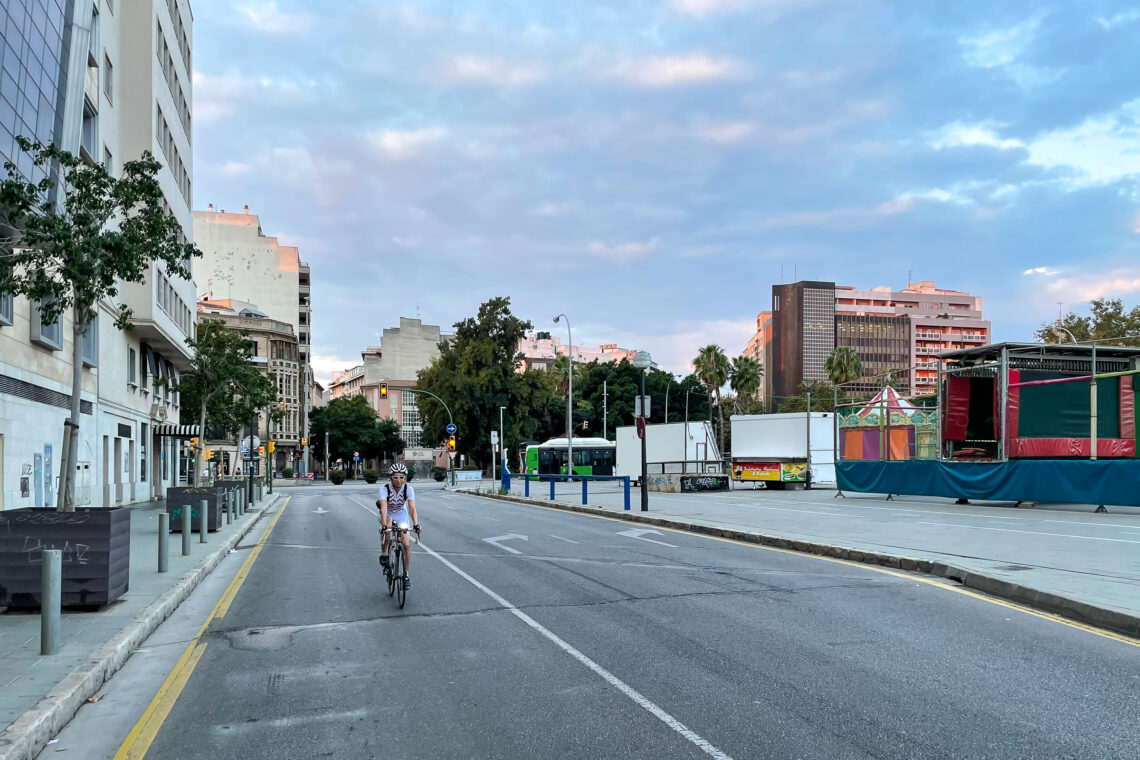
xmin=469 ymin=490 xmax=1140 ymax=640
xmin=0 ymin=494 xmax=283 ymax=760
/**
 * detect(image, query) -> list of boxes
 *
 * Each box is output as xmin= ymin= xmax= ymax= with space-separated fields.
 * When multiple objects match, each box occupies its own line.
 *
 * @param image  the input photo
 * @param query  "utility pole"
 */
xmin=603 ymin=380 xmax=608 ymax=439
xmin=325 ymin=430 xmax=330 ymax=481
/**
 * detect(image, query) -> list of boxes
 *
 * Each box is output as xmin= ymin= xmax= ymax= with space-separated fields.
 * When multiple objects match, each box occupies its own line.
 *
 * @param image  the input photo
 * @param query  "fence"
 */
xmin=503 ymin=472 xmax=633 ymax=510
xmin=646 ymin=460 xmax=727 ymax=475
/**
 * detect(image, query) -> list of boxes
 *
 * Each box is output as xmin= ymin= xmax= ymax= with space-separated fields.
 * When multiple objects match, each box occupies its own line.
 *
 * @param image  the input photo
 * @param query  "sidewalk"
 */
xmin=0 ymin=489 xmax=284 ymax=760
xmin=459 ymin=479 xmax=1140 ymax=638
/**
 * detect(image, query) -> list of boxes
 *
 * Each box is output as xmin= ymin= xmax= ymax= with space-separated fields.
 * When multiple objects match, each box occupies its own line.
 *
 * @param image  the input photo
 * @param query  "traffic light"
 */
xmin=258 ymin=446 xmax=265 ymax=457
xmin=380 ymin=383 xmax=388 ymax=399
xmin=190 ymin=437 xmax=199 ymax=449
xmin=447 ymin=435 xmax=456 ymax=451
xmin=267 ymin=441 xmax=275 ymax=453
xmin=583 ymin=420 xmax=589 ymax=430
xmin=301 ymin=437 xmax=307 ymax=446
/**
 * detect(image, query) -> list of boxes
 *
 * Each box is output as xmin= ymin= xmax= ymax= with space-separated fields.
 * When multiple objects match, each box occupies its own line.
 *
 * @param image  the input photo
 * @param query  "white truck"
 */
xmin=729 ymin=412 xmax=836 ymax=488
xmin=616 ymin=421 xmax=721 ymax=480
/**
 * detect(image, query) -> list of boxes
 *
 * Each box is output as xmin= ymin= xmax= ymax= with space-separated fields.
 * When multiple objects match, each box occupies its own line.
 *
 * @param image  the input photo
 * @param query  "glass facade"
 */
xmin=836 ymin=314 xmax=911 ymax=392
xmin=0 ymin=0 xmax=69 ymax=181
xmin=400 ymin=390 xmax=421 ymax=448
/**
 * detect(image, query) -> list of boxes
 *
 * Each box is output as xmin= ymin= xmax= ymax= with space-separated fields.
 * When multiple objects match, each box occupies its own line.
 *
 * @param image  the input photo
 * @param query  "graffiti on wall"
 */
xmin=681 ymin=475 xmax=729 ymax=492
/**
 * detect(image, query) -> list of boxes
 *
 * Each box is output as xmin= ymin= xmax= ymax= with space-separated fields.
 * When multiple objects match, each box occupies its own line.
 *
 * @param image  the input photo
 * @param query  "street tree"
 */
xmin=1035 ymin=298 xmax=1140 ymax=346
xmin=824 ymin=346 xmax=864 ymax=393
xmin=729 ymin=356 xmax=764 ymax=414
xmin=308 ymin=396 xmax=404 ymax=476
xmin=0 ymin=138 xmax=199 ymax=509
xmin=693 ymin=344 xmax=731 ymax=456
xmin=178 ymin=319 xmax=276 ymax=485
xmin=416 ymin=297 xmax=533 ymax=471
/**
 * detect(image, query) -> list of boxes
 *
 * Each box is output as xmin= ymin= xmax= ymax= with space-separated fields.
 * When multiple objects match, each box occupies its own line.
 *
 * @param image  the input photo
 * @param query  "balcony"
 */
xmin=961 ymin=333 xmax=986 ymax=342
xmin=915 ymin=332 xmax=942 ymax=340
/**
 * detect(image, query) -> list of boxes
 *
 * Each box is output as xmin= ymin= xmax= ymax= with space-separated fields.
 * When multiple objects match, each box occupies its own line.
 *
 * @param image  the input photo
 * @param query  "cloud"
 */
xmin=634 ymin=319 xmax=758 ymax=374
xmin=366 ymin=127 xmax=448 ymax=160
xmin=587 ymin=237 xmax=661 ymax=263
xmin=192 ymin=71 xmax=320 ymax=125
xmin=309 ymin=352 xmax=362 ymax=387
xmin=1023 ymin=100 xmax=1140 ymax=188
xmin=690 ymin=120 xmax=755 ymax=144
xmin=1038 ymin=268 xmax=1140 ymax=301
xmin=236 ymin=2 xmax=316 ymax=37
xmin=1023 ymin=266 xmax=1058 ymax=276
xmin=670 ymin=0 xmax=747 ymax=15
xmin=440 ymin=55 xmax=545 ymax=86
xmin=1133 ymin=211 xmax=1140 ymax=234
xmin=1096 ymin=10 xmax=1140 ymax=30
xmin=959 ymin=15 xmax=1043 ymax=68
xmin=607 ymin=54 xmax=738 ymax=86
xmin=929 ymin=122 xmax=1025 ymax=151
xmin=759 ymin=197 xmax=915 ymax=230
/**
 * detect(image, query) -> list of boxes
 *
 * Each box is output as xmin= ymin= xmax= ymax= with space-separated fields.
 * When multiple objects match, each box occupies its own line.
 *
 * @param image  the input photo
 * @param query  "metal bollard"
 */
xmin=238 ymin=488 xmax=244 ymax=514
xmin=199 ymin=499 xmax=208 ymax=543
xmin=550 ymin=477 xmax=556 ymax=500
xmin=158 ymin=513 xmax=169 ymax=572
xmin=582 ymin=478 xmax=588 ymax=505
xmin=225 ymin=492 xmax=232 ymax=525
xmin=40 ymin=549 xmax=61 ymax=655
xmin=182 ymin=503 xmax=192 ymax=555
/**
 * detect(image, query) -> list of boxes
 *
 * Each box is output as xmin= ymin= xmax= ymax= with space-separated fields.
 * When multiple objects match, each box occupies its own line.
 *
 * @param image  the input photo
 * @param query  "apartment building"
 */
xmin=741 ymin=311 xmax=771 ymax=401
xmin=516 ymin=333 xmax=638 ymax=372
xmin=193 ymin=205 xmax=314 ymax=474
xmin=0 ymin=0 xmax=196 ymax=511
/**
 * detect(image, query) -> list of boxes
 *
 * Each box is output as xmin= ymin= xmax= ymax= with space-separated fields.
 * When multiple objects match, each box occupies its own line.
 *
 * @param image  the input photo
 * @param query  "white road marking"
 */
xmin=312 ymin=507 xmax=329 ymax=514
xmin=549 ymin=535 xmax=580 ymax=544
xmin=418 ymin=542 xmax=735 ymax=760
xmin=919 ymin=522 xmax=1140 ymax=544
xmin=617 ymin=529 xmax=679 ymax=548
xmin=482 ymin=534 xmax=528 ymax=554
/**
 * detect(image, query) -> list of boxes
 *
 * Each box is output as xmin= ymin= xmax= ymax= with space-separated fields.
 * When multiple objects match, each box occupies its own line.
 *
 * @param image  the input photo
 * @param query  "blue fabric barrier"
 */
xmin=837 ymin=460 xmax=1140 ymax=507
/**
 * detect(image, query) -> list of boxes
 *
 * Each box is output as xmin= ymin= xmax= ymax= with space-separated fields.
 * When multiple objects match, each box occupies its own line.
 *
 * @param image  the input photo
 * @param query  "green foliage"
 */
xmin=780 ymin=381 xmax=837 ymax=412
xmin=282 ymin=467 xmax=293 ymax=479
xmin=415 ymin=297 xmax=534 ymax=469
xmin=431 ymin=466 xmax=448 ymax=482
xmin=362 ymin=469 xmax=379 ymax=484
xmin=1035 ymin=298 xmax=1140 ymax=346
xmin=729 ymin=356 xmax=763 ymax=414
xmin=308 ymin=396 xmax=404 ymax=467
xmin=693 ymin=344 xmax=731 ymax=455
xmin=825 ymin=346 xmax=865 ymax=387
xmin=329 ymin=470 xmax=346 ymax=485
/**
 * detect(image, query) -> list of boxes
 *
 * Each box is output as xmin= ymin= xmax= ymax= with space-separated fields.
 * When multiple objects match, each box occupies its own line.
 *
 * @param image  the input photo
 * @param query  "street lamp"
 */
xmin=633 ymin=350 xmax=652 ymax=511
xmin=499 ymin=405 xmax=507 ymax=482
xmin=553 ymin=314 xmax=573 ymax=480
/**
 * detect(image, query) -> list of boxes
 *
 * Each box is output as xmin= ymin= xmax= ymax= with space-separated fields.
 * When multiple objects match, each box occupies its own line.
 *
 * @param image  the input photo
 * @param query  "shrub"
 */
xmin=282 ymin=467 xmax=293 ymax=479
xmin=431 ymin=466 xmax=447 ymax=482
xmin=329 ymin=470 xmax=346 ymax=485
xmin=362 ymin=469 xmax=379 ymax=484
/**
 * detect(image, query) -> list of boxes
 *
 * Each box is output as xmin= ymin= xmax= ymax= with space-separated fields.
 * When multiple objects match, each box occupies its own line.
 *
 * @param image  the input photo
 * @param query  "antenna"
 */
xmin=1057 ymin=301 xmax=1063 ymax=321
xmin=908 ymin=270 xmax=912 ymax=288
xmin=416 ymin=302 xmax=421 ymax=319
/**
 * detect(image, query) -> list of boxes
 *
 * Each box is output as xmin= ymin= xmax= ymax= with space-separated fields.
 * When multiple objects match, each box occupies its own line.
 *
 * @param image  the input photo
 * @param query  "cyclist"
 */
xmin=376 ymin=463 xmax=421 ymax=588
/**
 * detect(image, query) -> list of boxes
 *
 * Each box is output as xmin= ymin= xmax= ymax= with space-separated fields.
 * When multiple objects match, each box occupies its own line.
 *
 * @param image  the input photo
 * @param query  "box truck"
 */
xmin=729 ymin=413 xmax=836 ymax=488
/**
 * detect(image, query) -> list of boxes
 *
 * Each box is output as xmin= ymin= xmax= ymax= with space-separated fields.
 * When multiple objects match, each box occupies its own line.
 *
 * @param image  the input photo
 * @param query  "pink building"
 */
xmin=516 ymin=332 xmax=638 ymax=371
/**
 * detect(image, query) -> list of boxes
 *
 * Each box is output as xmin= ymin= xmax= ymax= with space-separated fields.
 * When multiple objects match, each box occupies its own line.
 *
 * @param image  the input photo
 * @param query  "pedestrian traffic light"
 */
xmin=380 ymin=383 xmax=388 ymax=399
xmin=447 ymin=435 xmax=456 ymax=451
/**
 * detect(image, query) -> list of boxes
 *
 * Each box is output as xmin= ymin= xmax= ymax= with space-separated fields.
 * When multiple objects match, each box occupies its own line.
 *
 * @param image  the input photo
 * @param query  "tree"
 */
xmin=0 ymin=138 xmax=199 ymax=509
xmin=693 ymin=344 xmax=731 ymax=457
xmin=729 ymin=356 xmax=763 ymax=414
xmin=416 ymin=297 xmax=533 ymax=471
xmin=781 ymin=381 xmax=837 ymax=412
xmin=1035 ymin=298 xmax=1140 ymax=346
xmin=308 ymin=396 xmax=404 ymax=476
xmin=178 ymin=319 xmax=277 ymax=485
xmin=824 ymin=346 xmax=864 ymax=391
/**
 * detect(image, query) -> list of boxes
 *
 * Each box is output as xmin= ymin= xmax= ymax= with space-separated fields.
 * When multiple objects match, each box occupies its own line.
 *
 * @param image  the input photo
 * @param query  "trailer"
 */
xmin=730 ymin=412 xmax=836 ymax=488
xmin=615 ymin=421 xmax=720 ymax=480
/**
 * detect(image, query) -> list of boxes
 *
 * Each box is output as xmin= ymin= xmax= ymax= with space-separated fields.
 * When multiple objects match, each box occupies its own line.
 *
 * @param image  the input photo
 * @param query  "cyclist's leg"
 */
xmin=400 ymin=530 xmax=412 ymax=571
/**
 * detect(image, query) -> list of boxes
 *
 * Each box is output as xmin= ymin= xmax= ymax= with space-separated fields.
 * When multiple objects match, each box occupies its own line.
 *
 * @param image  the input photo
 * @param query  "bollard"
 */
xmin=40 ymin=549 xmax=62 ymax=655
xmin=158 ymin=513 xmax=169 ymax=572
xmin=623 ymin=477 xmax=631 ymax=511
xmin=524 ymin=474 xmax=530 ymax=498
xmin=182 ymin=503 xmax=192 ymax=555
xmin=240 ymin=488 xmax=245 ymax=514
xmin=549 ymin=477 xmax=556 ymax=500
xmin=582 ymin=478 xmax=588 ymax=505
xmin=225 ymin=492 xmax=232 ymax=525
xmin=199 ymin=499 xmax=208 ymax=543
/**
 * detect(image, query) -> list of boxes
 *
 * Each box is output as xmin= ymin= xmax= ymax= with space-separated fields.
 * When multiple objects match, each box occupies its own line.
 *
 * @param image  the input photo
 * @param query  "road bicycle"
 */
xmin=382 ymin=524 xmax=416 ymax=608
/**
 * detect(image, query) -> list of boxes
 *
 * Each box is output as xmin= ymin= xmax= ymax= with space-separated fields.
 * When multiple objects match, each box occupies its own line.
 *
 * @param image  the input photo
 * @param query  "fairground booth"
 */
xmin=836 ymin=343 xmax=1140 ymax=508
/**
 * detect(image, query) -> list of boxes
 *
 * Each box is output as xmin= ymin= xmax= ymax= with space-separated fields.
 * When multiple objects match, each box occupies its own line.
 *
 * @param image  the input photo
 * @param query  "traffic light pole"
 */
xmin=402 ymin=389 xmax=455 ymax=486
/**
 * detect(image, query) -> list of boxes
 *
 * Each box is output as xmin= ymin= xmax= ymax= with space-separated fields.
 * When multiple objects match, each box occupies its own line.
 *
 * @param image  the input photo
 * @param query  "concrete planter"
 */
xmin=165 ymin=486 xmax=225 ymax=533
xmin=0 ymin=507 xmax=131 ymax=608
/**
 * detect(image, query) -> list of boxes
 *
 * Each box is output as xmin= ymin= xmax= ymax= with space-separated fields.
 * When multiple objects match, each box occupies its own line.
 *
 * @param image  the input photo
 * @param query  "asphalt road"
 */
xmin=47 ymin=482 xmax=1140 ymax=759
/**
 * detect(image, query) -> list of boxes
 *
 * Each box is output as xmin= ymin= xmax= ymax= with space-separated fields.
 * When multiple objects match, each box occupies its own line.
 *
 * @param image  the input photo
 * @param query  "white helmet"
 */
xmin=387 ymin=463 xmax=408 ymax=476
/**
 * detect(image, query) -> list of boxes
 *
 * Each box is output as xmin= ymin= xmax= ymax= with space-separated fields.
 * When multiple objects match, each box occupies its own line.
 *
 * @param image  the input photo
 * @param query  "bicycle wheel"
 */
xmin=395 ymin=548 xmax=406 ymax=609
xmin=387 ymin=546 xmax=397 ymax=596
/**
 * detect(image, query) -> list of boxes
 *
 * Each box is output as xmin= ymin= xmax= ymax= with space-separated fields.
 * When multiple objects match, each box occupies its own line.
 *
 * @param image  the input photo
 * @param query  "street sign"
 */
xmin=634 ymin=395 xmax=651 ymax=418
xmin=492 ymin=443 xmax=499 ymax=453
xmin=448 ymin=451 xmax=457 ymax=461
xmin=490 ymin=431 xmax=499 ymax=444
xmin=353 ymin=454 xmax=360 ymax=462
xmin=353 ymin=450 xmax=359 ymax=457
xmin=446 ymin=423 xmax=457 ymax=435
xmin=635 ymin=416 xmax=646 ymax=439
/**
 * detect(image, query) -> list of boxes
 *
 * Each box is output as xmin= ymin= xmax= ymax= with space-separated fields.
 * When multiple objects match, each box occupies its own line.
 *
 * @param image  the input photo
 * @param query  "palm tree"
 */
xmin=729 ymin=356 xmax=763 ymax=413
xmin=550 ymin=355 xmax=576 ymax=394
xmin=693 ymin=344 xmax=731 ymax=456
xmin=824 ymin=346 xmax=864 ymax=391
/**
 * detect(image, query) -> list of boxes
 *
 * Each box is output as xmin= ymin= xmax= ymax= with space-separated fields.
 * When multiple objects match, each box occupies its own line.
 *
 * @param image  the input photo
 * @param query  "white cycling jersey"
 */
xmin=379 ymin=482 xmax=415 ymax=520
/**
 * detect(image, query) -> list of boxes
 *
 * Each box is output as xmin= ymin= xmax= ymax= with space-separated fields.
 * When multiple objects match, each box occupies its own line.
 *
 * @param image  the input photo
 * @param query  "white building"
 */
xmin=0 ymin=0 xmax=197 ymax=511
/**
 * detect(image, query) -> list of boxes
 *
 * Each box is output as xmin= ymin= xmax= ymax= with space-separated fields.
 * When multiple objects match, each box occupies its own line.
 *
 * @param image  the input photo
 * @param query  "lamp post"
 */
xmin=499 ymin=405 xmax=506 ymax=482
xmin=683 ymin=387 xmax=700 ymax=473
xmin=633 ymin=350 xmax=652 ymax=511
xmin=553 ymin=314 xmax=573 ymax=480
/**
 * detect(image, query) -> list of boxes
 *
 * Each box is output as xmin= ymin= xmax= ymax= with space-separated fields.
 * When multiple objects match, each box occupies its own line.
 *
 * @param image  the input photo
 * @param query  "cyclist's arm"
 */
xmin=377 ymin=496 xmax=389 ymax=524
xmin=406 ymin=498 xmax=418 ymax=526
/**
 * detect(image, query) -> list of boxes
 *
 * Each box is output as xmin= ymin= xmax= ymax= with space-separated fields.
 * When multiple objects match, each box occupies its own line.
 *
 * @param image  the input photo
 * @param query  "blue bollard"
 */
xmin=624 ymin=477 xmax=631 ymax=511
xmin=582 ymin=478 xmax=588 ymax=505
xmin=550 ymin=477 xmax=556 ymax=500
xmin=524 ymin=473 xmax=530 ymax=498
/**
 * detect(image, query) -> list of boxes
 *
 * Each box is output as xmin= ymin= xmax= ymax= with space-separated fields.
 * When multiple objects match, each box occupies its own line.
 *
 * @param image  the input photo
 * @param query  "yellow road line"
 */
xmin=475 ymin=493 xmax=1140 ymax=649
xmin=114 ymin=497 xmax=290 ymax=760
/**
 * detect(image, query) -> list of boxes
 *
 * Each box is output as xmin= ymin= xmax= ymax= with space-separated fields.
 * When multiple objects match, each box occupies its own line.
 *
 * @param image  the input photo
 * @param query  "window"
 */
xmin=128 ymin=347 xmax=137 ymax=385
xmin=103 ymin=54 xmax=113 ymax=103
xmin=82 ymin=313 xmax=99 ymax=368
xmin=81 ymin=101 xmax=98 ymax=159
xmin=103 ymin=146 xmax=113 ymax=174
xmin=0 ymin=292 xmax=12 ymax=326
xmin=30 ymin=301 xmax=63 ymax=350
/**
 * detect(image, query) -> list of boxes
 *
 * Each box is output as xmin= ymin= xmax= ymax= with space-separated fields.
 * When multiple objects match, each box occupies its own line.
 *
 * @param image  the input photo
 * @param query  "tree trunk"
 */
xmin=59 ymin=304 xmax=87 ymax=512
xmin=714 ymin=389 xmax=726 ymax=458
xmin=196 ymin=400 xmax=207 ymax=486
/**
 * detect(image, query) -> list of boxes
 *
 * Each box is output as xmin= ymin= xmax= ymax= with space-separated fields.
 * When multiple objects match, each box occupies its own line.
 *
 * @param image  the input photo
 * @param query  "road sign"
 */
xmin=353 ymin=454 xmax=360 ymax=461
xmin=448 ymin=451 xmax=457 ymax=461
xmin=490 ymin=431 xmax=498 ymax=444
xmin=446 ymin=423 xmax=457 ymax=435
xmin=492 ymin=443 xmax=499 ymax=453
xmin=634 ymin=395 xmax=651 ymax=418
xmin=354 ymin=450 xmax=359 ymax=457
xmin=635 ymin=416 xmax=646 ymax=439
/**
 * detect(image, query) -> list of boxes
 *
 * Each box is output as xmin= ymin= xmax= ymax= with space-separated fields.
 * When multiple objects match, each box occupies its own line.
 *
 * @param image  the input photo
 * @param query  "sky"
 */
xmin=189 ymin=0 xmax=1140 ymax=386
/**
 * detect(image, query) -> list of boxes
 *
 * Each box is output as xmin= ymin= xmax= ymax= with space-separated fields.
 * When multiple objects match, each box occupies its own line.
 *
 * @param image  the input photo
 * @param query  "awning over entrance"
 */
xmin=155 ymin=424 xmax=200 ymax=438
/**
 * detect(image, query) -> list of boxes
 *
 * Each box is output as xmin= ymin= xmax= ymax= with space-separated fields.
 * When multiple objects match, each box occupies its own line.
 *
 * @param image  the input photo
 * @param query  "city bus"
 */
xmin=523 ymin=437 xmax=617 ymax=480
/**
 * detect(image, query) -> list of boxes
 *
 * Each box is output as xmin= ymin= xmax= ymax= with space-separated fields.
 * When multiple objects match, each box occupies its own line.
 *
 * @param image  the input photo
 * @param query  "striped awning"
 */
xmin=155 ymin=424 xmax=200 ymax=438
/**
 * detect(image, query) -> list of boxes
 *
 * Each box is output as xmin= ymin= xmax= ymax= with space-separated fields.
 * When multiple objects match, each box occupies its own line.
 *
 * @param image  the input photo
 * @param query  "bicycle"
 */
xmin=382 ymin=524 xmax=416 ymax=608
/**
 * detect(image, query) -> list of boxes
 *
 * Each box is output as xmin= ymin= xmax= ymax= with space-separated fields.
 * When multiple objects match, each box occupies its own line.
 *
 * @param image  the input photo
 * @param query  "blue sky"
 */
xmin=189 ymin=0 xmax=1140 ymax=384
